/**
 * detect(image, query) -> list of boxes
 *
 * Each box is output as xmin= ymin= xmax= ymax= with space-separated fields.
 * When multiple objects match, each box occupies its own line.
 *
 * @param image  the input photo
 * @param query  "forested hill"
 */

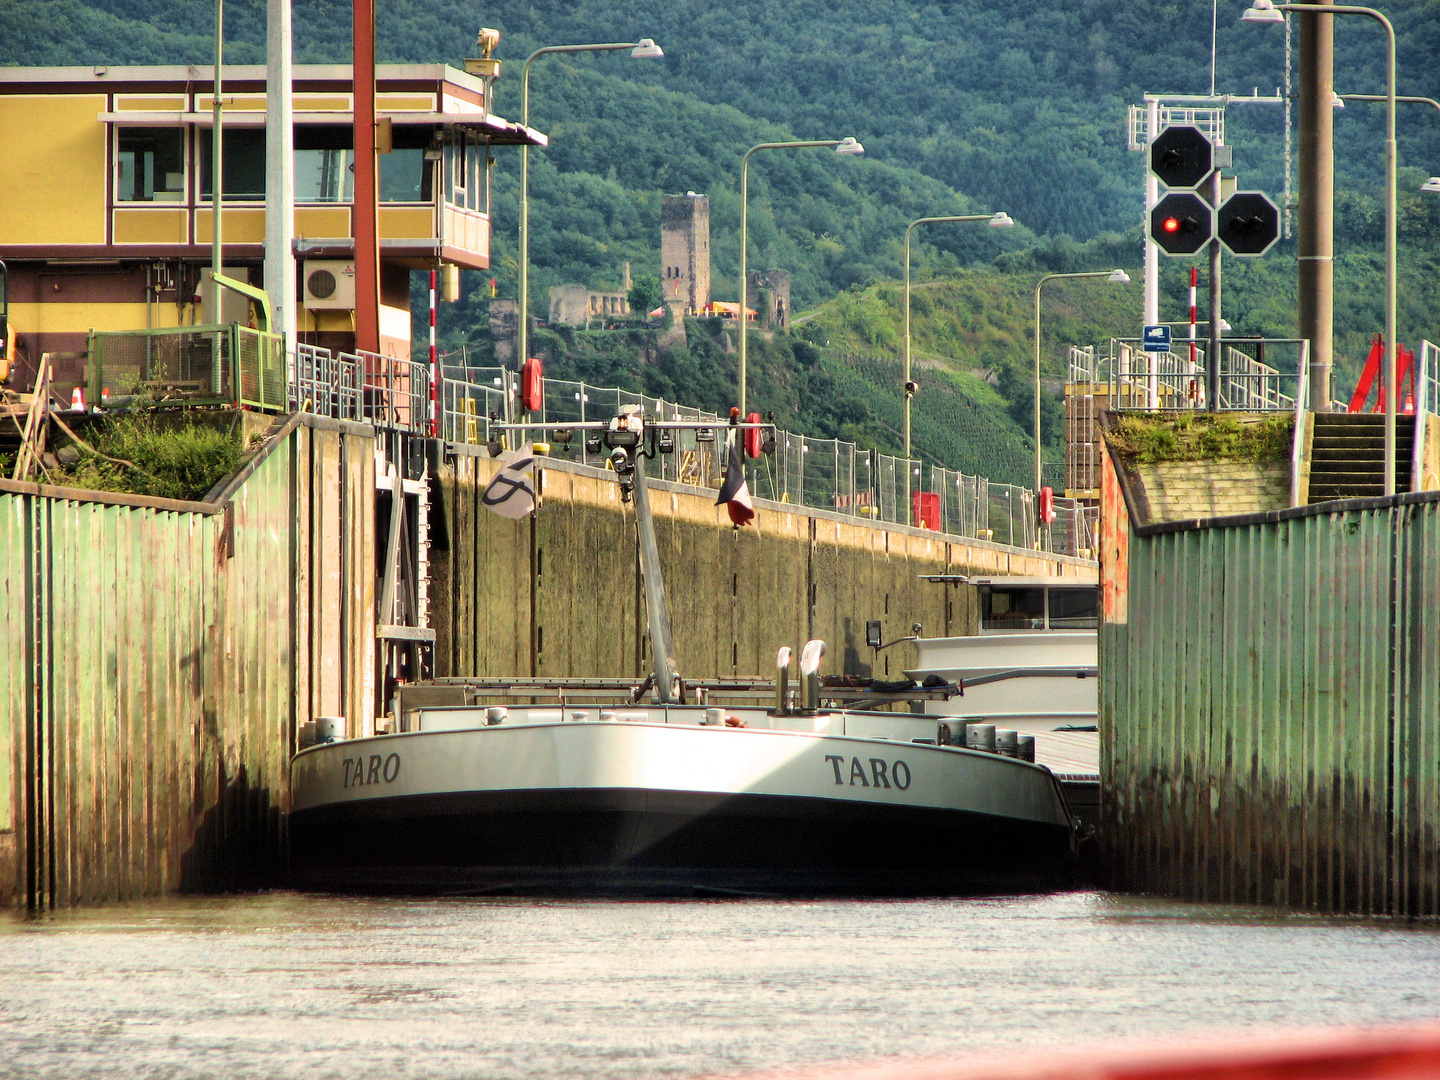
xmin=3 ymin=0 xmax=1438 ymax=481
xmin=8 ymin=0 xmax=1438 ymax=241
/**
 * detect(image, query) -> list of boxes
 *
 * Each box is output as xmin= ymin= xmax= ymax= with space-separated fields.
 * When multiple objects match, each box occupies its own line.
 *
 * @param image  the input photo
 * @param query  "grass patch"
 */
xmin=1106 ymin=413 xmax=1294 ymax=465
xmin=49 ymin=413 xmax=247 ymax=501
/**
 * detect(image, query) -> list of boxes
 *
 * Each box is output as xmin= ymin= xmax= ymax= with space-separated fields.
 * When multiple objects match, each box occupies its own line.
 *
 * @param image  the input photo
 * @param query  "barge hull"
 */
xmin=289 ymin=787 xmax=1074 ymax=897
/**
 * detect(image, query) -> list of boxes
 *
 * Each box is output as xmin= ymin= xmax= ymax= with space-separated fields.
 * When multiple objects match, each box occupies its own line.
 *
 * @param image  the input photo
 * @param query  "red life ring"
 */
xmin=1039 ymin=486 xmax=1055 ymax=525
xmin=744 ymin=412 xmax=763 ymax=459
xmin=521 ymin=356 xmax=543 ymax=413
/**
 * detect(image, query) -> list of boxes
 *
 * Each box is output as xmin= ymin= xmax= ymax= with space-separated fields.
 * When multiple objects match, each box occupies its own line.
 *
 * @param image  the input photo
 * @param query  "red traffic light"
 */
xmin=1150 ymin=192 xmax=1213 ymax=256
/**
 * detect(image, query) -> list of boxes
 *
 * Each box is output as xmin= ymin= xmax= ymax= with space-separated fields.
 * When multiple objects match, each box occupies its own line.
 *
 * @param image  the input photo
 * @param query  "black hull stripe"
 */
xmin=290 ymin=787 xmax=1075 ymax=897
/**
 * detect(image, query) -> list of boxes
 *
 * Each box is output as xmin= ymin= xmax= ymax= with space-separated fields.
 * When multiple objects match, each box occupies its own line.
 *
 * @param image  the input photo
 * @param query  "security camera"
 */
xmin=609 ymin=445 xmax=631 ymax=470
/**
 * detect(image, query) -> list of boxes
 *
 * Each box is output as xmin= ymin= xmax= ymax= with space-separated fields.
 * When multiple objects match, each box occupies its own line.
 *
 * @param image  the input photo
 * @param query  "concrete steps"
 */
xmin=1307 ymin=414 xmax=1413 ymax=503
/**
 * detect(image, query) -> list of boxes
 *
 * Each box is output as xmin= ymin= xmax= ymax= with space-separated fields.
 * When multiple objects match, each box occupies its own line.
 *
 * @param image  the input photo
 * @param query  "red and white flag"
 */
xmin=716 ymin=440 xmax=755 ymax=527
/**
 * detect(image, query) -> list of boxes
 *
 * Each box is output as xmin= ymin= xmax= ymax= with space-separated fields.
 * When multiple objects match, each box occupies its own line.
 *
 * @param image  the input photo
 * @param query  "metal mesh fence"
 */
xmin=88 ymin=326 xmax=232 ymax=407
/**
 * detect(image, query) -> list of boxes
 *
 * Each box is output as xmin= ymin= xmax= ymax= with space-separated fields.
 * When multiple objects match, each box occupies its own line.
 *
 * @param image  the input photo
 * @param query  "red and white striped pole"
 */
xmin=1188 ymin=266 xmax=1199 ymax=404
xmin=428 ymin=268 xmax=438 ymax=437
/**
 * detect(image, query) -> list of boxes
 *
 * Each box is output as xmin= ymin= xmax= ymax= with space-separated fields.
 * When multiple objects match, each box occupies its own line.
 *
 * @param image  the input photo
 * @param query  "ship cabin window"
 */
xmin=117 ymin=127 xmax=185 ymax=202
xmin=980 ymin=588 xmax=1045 ymax=630
xmin=1048 ymin=587 xmax=1098 ymax=630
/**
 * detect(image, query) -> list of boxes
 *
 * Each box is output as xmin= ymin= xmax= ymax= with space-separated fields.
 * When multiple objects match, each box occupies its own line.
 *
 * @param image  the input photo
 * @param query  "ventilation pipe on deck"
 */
xmin=799 ymin=639 xmax=827 ymax=713
xmin=774 ymin=647 xmax=792 ymax=715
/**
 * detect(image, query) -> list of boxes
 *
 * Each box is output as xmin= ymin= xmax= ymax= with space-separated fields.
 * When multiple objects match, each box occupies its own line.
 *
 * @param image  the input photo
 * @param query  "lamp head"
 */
xmin=1242 ymin=0 xmax=1285 ymax=23
xmin=1421 ymin=176 xmax=1440 ymax=194
xmin=1331 ymin=92 xmax=1345 ymax=109
xmin=988 ymin=211 xmax=1016 ymax=228
xmin=834 ymin=136 xmax=865 ymax=155
xmin=1107 ymin=269 xmax=1131 ymax=284
xmin=630 ymin=38 xmax=664 ymax=58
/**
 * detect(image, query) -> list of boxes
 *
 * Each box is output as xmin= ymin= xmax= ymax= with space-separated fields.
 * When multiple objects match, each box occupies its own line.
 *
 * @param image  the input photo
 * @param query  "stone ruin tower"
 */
xmin=660 ymin=193 xmax=710 ymax=317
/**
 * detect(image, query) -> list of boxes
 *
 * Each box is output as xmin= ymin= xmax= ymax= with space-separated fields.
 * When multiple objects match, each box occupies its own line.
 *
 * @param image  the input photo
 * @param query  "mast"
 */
xmin=628 ymin=456 xmax=681 ymax=704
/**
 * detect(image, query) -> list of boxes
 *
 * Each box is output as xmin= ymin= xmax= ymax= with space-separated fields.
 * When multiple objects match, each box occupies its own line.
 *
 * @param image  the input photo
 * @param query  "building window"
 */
xmin=443 ymin=131 xmax=489 ymax=211
xmin=295 ymin=125 xmax=353 ymax=203
xmin=199 ymin=129 xmax=267 ymax=201
xmin=116 ymin=127 xmax=185 ymax=202
xmin=380 ymin=126 xmax=433 ymax=204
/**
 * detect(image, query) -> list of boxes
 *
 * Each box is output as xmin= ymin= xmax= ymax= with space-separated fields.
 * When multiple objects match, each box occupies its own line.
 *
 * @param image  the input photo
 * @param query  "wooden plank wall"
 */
xmin=1102 ymin=451 xmax=1440 ymax=917
xmin=0 ymin=415 xmax=377 ymax=908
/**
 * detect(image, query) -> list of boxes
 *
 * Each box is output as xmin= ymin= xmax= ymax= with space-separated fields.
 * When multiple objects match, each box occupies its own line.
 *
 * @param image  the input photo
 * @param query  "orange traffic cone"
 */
xmin=70 ymin=385 xmax=86 ymax=412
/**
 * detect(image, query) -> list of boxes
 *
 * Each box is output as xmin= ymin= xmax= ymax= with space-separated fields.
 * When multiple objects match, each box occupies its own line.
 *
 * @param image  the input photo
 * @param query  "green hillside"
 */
xmin=3 ymin=0 xmax=1438 ymax=485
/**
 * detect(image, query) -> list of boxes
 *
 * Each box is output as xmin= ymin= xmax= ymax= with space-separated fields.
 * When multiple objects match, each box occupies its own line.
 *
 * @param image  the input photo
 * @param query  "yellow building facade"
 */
xmin=0 ymin=63 xmax=539 ymax=389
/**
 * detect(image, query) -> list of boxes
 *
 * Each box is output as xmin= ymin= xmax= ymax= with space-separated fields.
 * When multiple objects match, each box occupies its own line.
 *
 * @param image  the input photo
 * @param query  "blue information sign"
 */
xmin=1142 ymin=324 xmax=1172 ymax=353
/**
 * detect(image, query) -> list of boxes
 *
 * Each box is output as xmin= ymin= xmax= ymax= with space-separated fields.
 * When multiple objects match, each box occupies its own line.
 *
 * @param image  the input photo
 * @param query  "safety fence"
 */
xmin=77 ymin=334 xmax=1096 ymax=559
xmin=437 ymin=366 xmax=1095 ymax=557
xmin=88 ymin=324 xmax=286 ymax=412
xmin=1067 ymin=337 xmax=1306 ymax=414
xmin=1065 ymin=337 xmax=1308 ymax=502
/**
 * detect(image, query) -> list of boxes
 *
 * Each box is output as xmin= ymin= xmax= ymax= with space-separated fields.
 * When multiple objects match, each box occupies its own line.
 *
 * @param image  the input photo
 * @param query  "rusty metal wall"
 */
xmin=0 ymin=415 xmax=376 ymax=908
xmin=1102 ymin=485 xmax=1440 ymax=917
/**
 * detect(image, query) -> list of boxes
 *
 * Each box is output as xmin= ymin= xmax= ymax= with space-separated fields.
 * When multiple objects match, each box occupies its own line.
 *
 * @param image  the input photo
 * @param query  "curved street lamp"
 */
xmin=1339 ymin=94 xmax=1440 ymax=193
xmin=737 ymin=137 xmax=864 ymax=417
xmin=1033 ymin=269 xmax=1130 ymax=496
xmin=518 ymin=40 xmax=663 ymax=371
xmin=1244 ymin=0 xmax=1398 ymax=493
xmin=901 ymin=211 xmax=1014 ymax=522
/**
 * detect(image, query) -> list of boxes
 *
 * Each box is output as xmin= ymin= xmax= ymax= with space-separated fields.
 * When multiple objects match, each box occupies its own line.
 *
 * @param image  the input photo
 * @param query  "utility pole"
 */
xmin=1296 ymin=1 xmax=1335 ymax=409
xmin=1207 ymin=167 xmax=1223 ymax=411
xmin=265 ymin=0 xmax=294 ymax=357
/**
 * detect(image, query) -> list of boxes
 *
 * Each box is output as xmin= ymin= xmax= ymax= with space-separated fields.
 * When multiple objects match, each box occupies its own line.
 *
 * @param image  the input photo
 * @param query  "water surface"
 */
xmin=2 ymin=892 xmax=1438 ymax=1079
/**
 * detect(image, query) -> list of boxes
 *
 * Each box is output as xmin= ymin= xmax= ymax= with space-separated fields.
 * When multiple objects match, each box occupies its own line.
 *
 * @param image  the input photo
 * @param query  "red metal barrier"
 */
xmin=703 ymin=1024 xmax=1440 ymax=1080
xmin=912 ymin=491 xmax=939 ymax=530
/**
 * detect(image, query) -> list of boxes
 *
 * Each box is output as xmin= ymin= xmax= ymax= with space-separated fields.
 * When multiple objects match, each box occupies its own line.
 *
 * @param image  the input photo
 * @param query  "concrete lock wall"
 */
xmin=432 ymin=449 xmax=1095 ymax=685
xmin=1100 ymin=446 xmax=1440 ymax=918
xmin=0 ymin=415 xmax=375 ymax=908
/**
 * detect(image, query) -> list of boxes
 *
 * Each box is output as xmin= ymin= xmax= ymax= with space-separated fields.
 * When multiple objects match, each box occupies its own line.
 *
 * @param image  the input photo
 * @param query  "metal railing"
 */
xmin=83 ymin=327 xmax=1095 ymax=559
xmin=88 ymin=324 xmax=285 ymax=411
xmin=289 ymin=345 xmax=430 ymax=434
xmin=1069 ymin=338 xmax=1304 ymax=413
xmin=1418 ymin=340 xmax=1439 ymax=419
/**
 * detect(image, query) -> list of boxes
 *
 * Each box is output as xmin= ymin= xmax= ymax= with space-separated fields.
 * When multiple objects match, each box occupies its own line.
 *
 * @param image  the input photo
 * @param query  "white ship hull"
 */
xmin=290 ymin=716 xmax=1076 ymax=896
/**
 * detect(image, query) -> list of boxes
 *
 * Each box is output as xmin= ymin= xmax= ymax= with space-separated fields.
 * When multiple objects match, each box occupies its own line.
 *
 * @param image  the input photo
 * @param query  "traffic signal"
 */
xmin=1150 ymin=192 xmax=1213 ymax=256
xmin=1149 ymin=126 xmax=1213 ymax=189
xmin=1216 ymin=191 xmax=1280 ymax=257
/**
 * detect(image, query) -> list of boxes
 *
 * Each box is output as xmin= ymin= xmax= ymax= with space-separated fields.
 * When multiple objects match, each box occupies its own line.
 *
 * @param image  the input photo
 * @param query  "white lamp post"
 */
xmin=738 ymin=137 xmax=863 ymax=417
xmin=1033 ymin=269 xmax=1131 ymax=495
xmin=902 ymin=211 xmax=1014 ymax=521
xmin=518 ymin=40 xmax=663 ymax=370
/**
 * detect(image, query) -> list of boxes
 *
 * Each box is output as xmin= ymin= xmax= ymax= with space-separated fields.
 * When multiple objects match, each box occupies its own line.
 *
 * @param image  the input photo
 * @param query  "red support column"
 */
xmin=352 ymin=0 xmax=379 ymax=353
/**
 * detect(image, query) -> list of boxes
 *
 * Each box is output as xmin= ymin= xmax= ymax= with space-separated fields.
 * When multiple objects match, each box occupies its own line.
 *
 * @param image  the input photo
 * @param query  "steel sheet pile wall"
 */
xmin=433 ymin=450 xmax=1096 ymax=684
xmin=1102 ymin=472 xmax=1440 ymax=916
xmin=0 ymin=416 xmax=375 ymax=908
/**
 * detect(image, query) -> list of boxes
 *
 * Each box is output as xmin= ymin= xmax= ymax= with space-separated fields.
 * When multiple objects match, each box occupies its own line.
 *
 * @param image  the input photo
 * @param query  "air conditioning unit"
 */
xmin=303 ymin=260 xmax=356 ymax=310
